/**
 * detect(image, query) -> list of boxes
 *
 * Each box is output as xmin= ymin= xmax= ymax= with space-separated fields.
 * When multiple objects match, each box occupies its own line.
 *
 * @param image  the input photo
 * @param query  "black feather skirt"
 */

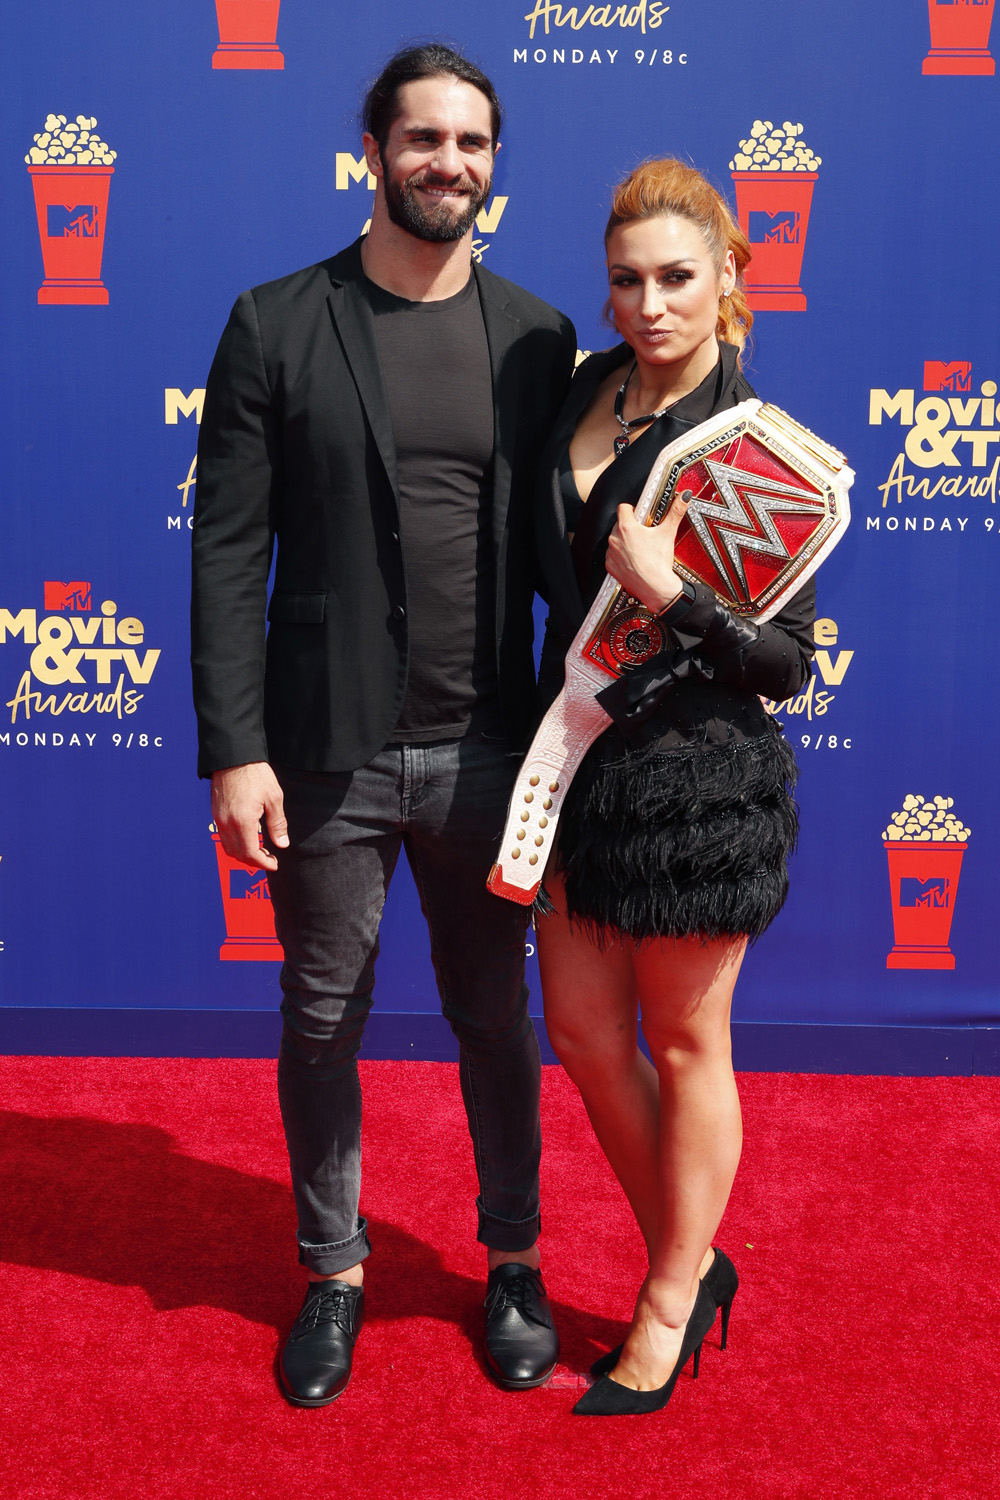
xmin=552 ymin=728 xmax=799 ymax=944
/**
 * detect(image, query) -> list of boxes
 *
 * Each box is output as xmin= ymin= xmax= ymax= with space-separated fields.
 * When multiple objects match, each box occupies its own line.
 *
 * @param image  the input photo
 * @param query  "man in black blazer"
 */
xmin=191 ymin=46 xmax=576 ymax=1404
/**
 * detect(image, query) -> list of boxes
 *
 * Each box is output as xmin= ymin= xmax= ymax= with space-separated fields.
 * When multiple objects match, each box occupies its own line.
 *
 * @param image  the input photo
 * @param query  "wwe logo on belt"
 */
xmin=686 ymin=461 xmax=823 ymax=602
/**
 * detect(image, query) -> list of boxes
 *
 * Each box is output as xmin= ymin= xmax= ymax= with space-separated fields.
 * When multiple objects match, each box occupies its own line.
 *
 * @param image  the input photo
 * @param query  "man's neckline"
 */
xmin=363 ymin=270 xmax=477 ymax=311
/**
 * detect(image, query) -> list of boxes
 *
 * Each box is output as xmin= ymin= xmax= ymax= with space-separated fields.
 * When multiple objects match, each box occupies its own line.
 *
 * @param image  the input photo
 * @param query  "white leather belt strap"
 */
xmin=486 ymin=672 xmax=612 ymax=906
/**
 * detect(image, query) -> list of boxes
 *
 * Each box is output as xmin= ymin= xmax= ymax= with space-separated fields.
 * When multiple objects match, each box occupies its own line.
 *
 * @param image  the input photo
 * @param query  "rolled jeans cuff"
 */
xmin=475 ymin=1197 xmax=541 ymax=1253
xmin=297 ymin=1216 xmax=372 ymax=1276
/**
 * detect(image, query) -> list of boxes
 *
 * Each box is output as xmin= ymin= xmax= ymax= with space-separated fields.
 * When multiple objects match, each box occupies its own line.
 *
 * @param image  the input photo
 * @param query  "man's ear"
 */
xmin=361 ymin=131 xmax=383 ymax=179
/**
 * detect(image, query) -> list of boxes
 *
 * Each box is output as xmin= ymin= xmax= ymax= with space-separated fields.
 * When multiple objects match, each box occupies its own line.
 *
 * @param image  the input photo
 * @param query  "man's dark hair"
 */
xmin=361 ymin=44 xmax=503 ymax=151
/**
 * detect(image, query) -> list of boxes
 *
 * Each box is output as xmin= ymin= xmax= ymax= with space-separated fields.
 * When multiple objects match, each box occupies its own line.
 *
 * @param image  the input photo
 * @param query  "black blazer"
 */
xmin=533 ymin=341 xmax=816 ymax=745
xmin=191 ymin=241 xmax=577 ymax=776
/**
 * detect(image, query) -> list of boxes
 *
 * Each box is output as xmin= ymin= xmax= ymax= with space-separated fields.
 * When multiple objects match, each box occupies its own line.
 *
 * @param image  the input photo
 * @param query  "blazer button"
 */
xmin=391 ymin=605 xmax=406 ymax=621
xmin=391 ymin=530 xmax=400 ymax=542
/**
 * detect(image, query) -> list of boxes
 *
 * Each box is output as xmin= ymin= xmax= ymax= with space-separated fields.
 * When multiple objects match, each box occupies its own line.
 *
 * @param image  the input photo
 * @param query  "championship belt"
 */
xmin=487 ymin=399 xmax=853 ymax=906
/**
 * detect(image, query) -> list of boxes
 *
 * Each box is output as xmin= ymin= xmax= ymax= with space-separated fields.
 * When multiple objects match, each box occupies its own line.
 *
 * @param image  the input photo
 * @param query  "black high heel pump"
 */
xmin=573 ymin=1282 xmax=716 ymax=1416
xmin=589 ymin=1247 xmax=739 ymax=1378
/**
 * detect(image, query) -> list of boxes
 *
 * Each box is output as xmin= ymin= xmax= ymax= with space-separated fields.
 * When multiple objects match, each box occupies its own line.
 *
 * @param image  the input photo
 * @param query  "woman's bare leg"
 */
xmin=537 ymin=875 xmax=719 ymax=1289
xmin=537 ymin=872 xmax=662 ymax=1254
xmin=610 ymin=933 xmax=745 ymax=1391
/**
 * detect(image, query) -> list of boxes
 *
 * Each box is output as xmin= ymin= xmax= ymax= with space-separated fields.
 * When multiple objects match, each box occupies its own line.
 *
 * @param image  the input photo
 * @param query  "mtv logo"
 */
xmin=229 ymin=870 xmax=272 ymax=901
xmin=44 ymin=580 xmax=91 ymax=611
xmin=899 ymin=876 xmax=950 ymax=910
xmin=748 ymin=210 xmax=800 ymax=246
xmin=46 ymin=204 xmax=98 ymax=239
xmin=923 ymin=361 xmax=972 ymax=392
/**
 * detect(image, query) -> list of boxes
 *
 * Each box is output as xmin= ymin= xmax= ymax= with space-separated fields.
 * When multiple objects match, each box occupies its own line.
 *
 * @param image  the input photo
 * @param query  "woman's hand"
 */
xmin=605 ymin=490 xmax=692 ymax=613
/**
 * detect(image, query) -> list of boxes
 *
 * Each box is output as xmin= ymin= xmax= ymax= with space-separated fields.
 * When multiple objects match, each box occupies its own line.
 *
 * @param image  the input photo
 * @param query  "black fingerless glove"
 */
xmin=658 ymin=580 xmax=760 ymax=656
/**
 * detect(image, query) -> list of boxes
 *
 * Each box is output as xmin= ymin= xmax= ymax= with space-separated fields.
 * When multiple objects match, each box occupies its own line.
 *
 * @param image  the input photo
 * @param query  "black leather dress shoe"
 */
xmin=279 ymin=1279 xmax=364 ymax=1407
xmin=484 ymin=1263 xmax=558 ymax=1389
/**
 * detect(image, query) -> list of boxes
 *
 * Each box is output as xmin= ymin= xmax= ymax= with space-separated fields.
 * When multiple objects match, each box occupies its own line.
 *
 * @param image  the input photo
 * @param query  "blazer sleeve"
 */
xmin=190 ymin=290 xmax=282 ymax=778
xmin=661 ymin=576 xmax=816 ymax=701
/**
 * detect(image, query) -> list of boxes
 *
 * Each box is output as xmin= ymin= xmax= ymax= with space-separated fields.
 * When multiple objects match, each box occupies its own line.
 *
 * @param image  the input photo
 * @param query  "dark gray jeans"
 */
xmin=269 ymin=736 xmax=542 ymax=1276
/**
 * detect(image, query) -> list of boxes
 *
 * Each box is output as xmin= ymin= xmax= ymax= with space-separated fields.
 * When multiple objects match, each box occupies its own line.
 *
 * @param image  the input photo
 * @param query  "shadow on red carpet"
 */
xmin=0 ymin=1058 xmax=997 ymax=1500
xmin=0 ymin=1106 xmax=629 ymax=1376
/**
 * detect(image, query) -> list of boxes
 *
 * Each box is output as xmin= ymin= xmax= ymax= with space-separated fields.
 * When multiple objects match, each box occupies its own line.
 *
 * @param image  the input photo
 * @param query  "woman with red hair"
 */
xmin=533 ymin=159 xmax=816 ymax=1416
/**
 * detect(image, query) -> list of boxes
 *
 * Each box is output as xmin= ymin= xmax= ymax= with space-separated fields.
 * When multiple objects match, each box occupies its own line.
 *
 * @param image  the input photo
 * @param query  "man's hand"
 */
xmin=211 ymin=762 xmax=289 ymax=872
xmin=605 ymin=490 xmax=693 ymax=613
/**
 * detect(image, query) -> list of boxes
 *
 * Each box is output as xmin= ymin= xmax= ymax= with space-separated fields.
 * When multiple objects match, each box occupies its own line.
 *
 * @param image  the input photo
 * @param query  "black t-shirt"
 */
xmin=368 ymin=274 xmax=500 ymax=742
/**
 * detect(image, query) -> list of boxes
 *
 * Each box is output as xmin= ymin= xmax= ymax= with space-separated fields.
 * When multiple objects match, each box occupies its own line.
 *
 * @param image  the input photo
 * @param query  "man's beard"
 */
xmin=383 ymin=168 xmax=491 ymax=244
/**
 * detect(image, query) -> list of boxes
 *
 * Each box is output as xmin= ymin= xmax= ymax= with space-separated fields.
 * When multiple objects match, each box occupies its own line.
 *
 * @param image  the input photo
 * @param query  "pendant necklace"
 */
xmin=613 ymin=361 xmax=676 ymax=457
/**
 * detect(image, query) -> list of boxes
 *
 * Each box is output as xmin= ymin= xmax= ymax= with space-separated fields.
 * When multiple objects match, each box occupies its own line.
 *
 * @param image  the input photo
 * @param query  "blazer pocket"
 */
xmin=267 ymin=591 xmax=327 ymax=624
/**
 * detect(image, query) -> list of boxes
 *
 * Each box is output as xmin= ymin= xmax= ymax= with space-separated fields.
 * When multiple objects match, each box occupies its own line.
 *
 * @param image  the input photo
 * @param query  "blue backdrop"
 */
xmin=2 ymin=0 xmax=998 ymax=1072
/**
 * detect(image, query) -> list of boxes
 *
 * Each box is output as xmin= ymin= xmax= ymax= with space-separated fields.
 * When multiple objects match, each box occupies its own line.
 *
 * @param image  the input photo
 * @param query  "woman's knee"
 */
xmin=641 ymin=1019 xmax=733 ymax=1078
xmin=545 ymin=1005 xmax=638 ymax=1082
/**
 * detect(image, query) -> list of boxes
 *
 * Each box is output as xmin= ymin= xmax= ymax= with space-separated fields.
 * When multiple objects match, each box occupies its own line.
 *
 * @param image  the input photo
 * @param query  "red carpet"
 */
xmin=0 ymin=1059 xmax=996 ymax=1500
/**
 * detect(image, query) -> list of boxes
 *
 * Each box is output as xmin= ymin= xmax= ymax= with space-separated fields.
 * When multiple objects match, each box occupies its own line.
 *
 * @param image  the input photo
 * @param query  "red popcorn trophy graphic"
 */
xmin=25 ymin=115 xmax=116 ymax=306
xmin=730 ymin=121 xmax=820 ymax=312
xmin=923 ymin=0 xmax=995 ymax=76
xmin=213 ymin=0 xmax=285 ymax=70
xmin=882 ymin=795 xmax=970 ymax=970
xmin=210 ymin=825 xmax=284 ymax=961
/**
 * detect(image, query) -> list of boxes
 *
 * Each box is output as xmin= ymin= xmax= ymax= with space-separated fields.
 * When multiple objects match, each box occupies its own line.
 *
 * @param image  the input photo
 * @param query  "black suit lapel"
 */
xmin=474 ymin=264 xmax=521 ymax=555
xmin=571 ymin=406 xmax=700 ymax=598
xmin=536 ymin=347 xmax=624 ymax=628
xmin=547 ymin=347 xmax=619 ymax=463
xmin=325 ymin=249 xmax=400 ymax=506
xmin=571 ymin=345 xmax=744 ymax=601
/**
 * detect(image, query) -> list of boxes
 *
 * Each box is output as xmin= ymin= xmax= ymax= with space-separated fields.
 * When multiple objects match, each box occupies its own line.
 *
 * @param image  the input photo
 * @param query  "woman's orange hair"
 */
xmin=605 ymin=158 xmax=753 ymax=360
